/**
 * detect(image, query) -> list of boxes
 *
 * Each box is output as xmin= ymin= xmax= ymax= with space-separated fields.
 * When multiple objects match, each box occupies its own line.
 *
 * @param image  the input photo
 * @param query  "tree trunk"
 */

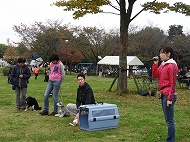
xmin=117 ymin=0 xmax=156 ymax=94
xmin=118 ymin=0 xmax=129 ymax=94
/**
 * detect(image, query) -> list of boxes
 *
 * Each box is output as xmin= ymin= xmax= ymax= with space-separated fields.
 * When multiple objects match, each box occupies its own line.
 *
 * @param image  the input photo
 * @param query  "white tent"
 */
xmin=0 ymin=59 xmax=10 ymax=67
xmin=97 ymin=56 xmax=144 ymax=66
xmin=30 ymin=57 xmax=43 ymax=67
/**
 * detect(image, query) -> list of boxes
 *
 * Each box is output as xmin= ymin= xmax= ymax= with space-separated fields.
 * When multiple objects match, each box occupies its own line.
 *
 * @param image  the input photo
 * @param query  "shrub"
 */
xmin=38 ymin=68 xmax=44 ymax=75
xmin=2 ymin=66 xmax=13 ymax=76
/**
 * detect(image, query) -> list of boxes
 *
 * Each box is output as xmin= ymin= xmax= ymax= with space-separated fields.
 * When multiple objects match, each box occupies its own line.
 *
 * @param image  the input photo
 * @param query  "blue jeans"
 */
xmin=161 ymin=94 xmax=177 ymax=142
xmin=44 ymin=80 xmax=62 ymax=113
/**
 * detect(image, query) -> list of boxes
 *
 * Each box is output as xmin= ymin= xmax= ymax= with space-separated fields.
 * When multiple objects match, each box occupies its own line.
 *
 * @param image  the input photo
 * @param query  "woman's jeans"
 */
xmin=44 ymin=80 xmax=62 ymax=113
xmin=161 ymin=94 xmax=177 ymax=142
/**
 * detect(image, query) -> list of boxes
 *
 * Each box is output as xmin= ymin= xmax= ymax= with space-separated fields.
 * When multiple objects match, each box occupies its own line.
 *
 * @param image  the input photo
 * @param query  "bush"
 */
xmin=38 ymin=68 xmax=44 ymax=75
xmin=2 ymin=66 xmax=13 ymax=76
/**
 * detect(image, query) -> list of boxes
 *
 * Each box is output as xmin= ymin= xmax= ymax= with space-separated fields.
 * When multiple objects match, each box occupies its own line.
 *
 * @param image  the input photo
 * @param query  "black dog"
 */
xmin=25 ymin=96 xmax=41 ymax=111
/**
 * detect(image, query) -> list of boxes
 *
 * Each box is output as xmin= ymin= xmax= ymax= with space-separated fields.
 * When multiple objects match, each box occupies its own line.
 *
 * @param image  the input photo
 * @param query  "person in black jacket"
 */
xmin=10 ymin=57 xmax=31 ymax=110
xmin=67 ymin=73 xmax=95 ymax=116
xmin=178 ymin=66 xmax=190 ymax=89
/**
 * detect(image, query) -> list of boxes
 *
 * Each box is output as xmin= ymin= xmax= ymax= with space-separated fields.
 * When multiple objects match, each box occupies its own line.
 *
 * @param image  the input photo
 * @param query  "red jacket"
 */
xmin=152 ymin=59 xmax=178 ymax=101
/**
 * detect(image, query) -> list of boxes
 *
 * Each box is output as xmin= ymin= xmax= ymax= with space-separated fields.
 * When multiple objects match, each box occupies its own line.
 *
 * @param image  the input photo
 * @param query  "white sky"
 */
xmin=0 ymin=0 xmax=190 ymax=45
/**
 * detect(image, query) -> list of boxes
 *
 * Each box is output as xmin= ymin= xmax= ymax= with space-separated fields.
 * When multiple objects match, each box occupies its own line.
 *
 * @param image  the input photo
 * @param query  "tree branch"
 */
xmin=130 ymin=0 xmax=156 ymax=22
xmin=101 ymin=11 xmax=120 ymax=15
xmin=108 ymin=1 xmax=120 ymax=11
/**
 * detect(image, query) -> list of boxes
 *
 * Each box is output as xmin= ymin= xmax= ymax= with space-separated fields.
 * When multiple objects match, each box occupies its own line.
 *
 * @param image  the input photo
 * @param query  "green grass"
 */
xmin=0 ymin=71 xmax=189 ymax=142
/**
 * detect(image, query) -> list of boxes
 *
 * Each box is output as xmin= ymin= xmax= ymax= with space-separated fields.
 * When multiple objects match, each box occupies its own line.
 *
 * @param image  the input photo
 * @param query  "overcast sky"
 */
xmin=1 ymin=0 xmax=190 ymax=45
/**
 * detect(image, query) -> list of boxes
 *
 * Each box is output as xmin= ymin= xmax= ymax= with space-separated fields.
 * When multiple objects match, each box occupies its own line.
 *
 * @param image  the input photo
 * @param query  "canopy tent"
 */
xmin=0 ymin=59 xmax=10 ymax=67
xmin=30 ymin=57 xmax=43 ymax=67
xmin=97 ymin=56 xmax=144 ymax=66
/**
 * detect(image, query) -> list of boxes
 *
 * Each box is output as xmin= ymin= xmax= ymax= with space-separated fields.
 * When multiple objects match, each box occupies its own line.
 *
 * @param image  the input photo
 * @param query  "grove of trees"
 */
xmin=1 ymin=1 xmax=190 ymax=94
xmin=1 ymin=20 xmax=190 ymax=70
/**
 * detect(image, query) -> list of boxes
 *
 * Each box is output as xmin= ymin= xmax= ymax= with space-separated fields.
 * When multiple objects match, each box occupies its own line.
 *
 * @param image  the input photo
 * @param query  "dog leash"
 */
xmin=59 ymin=87 xmax=63 ymax=103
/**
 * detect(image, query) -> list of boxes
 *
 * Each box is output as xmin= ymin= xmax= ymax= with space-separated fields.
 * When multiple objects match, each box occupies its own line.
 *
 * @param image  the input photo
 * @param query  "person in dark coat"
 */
xmin=10 ymin=57 xmax=31 ymax=110
xmin=67 ymin=73 xmax=95 ymax=126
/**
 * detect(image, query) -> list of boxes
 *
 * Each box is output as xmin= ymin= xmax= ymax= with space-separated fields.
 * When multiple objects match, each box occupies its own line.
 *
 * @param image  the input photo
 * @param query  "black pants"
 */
xmin=34 ymin=73 xmax=38 ymax=79
xmin=44 ymin=75 xmax=49 ymax=82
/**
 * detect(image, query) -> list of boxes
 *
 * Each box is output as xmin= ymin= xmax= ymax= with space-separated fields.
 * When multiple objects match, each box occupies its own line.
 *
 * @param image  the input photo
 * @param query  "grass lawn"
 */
xmin=0 ymin=70 xmax=189 ymax=142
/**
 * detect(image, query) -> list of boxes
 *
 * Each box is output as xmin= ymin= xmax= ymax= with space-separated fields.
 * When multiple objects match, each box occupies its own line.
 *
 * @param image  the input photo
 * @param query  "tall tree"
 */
xmin=13 ymin=20 xmax=69 ymax=62
xmin=72 ymin=26 xmax=119 ymax=63
xmin=168 ymin=25 xmax=184 ymax=40
xmin=17 ymin=43 xmax=28 ymax=57
xmin=4 ymin=45 xmax=18 ymax=64
xmin=129 ymin=26 xmax=166 ymax=64
xmin=0 ymin=44 xmax=8 ymax=58
xmin=54 ymin=0 xmax=190 ymax=94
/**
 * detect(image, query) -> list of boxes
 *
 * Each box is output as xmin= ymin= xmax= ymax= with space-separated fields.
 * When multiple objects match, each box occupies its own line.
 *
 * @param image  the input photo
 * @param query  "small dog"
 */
xmin=25 ymin=96 xmax=41 ymax=111
xmin=55 ymin=102 xmax=70 ymax=117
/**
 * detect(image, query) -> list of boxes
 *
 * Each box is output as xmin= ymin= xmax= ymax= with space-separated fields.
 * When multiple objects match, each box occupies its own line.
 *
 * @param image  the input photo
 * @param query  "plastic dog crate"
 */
xmin=79 ymin=103 xmax=119 ymax=131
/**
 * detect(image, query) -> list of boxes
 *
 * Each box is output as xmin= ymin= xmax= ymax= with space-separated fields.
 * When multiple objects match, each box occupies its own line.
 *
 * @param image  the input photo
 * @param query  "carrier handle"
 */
xmin=95 ymin=102 xmax=103 ymax=105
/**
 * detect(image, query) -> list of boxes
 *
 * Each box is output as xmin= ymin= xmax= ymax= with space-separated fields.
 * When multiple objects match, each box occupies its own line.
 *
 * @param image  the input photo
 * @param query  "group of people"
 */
xmin=9 ymin=45 xmax=179 ymax=141
xmin=31 ymin=65 xmax=50 ymax=81
xmin=9 ymin=53 xmax=95 ymax=124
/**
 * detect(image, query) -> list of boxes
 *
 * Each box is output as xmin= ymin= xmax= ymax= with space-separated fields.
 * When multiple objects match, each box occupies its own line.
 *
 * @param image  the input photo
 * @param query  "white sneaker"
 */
xmin=55 ymin=114 xmax=60 ymax=117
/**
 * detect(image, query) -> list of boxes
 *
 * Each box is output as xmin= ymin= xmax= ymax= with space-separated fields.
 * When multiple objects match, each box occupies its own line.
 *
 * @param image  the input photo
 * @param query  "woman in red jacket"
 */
xmin=152 ymin=46 xmax=178 ymax=142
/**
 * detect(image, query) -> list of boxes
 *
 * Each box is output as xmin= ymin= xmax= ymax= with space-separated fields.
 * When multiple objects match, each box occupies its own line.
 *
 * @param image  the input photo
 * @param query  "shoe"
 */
xmin=48 ymin=112 xmax=58 ymax=116
xmin=39 ymin=110 xmax=49 ymax=115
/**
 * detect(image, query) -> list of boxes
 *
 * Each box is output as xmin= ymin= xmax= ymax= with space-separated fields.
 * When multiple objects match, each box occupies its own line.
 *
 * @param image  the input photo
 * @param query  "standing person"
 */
xmin=39 ymin=54 xmax=65 ymax=116
xmin=44 ymin=67 xmax=50 ymax=82
xmin=33 ymin=66 xmax=39 ymax=79
xmin=98 ymin=65 xmax=103 ymax=77
xmin=10 ymin=57 xmax=31 ymax=110
xmin=31 ymin=65 xmax=34 ymax=73
xmin=152 ymin=46 xmax=178 ymax=142
xmin=67 ymin=73 xmax=95 ymax=125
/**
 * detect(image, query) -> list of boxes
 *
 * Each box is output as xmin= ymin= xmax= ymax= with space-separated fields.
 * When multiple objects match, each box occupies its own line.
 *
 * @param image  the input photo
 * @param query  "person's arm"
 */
xmin=60 ymin=63 xmax=65 ymax=81
xmin=10 ymin=66 xmax=16 ymax=84
xmin=85 ymin=88 xmax=94 ymax=104
xmin=167 ymin=64 xmax=177 ymax=106
xmin=76 ymin=98 xmax=80 ymax=109
xmin=76 ymin=89 xmax=80 ymax=109
xmin=22 ymin=67 xmax=31 ymax=80
xmin=152 ymin=57 xmax=160 ymax=78
xmin=168 ymin=64 xmax=176 ymax=101
xmin=152 ymin=63 xmax=159 ymax=78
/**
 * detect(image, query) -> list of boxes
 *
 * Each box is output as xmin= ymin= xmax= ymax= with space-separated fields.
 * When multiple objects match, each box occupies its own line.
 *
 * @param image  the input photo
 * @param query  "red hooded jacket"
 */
xmin=152 ymin=59 xmax=178 ymax=101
